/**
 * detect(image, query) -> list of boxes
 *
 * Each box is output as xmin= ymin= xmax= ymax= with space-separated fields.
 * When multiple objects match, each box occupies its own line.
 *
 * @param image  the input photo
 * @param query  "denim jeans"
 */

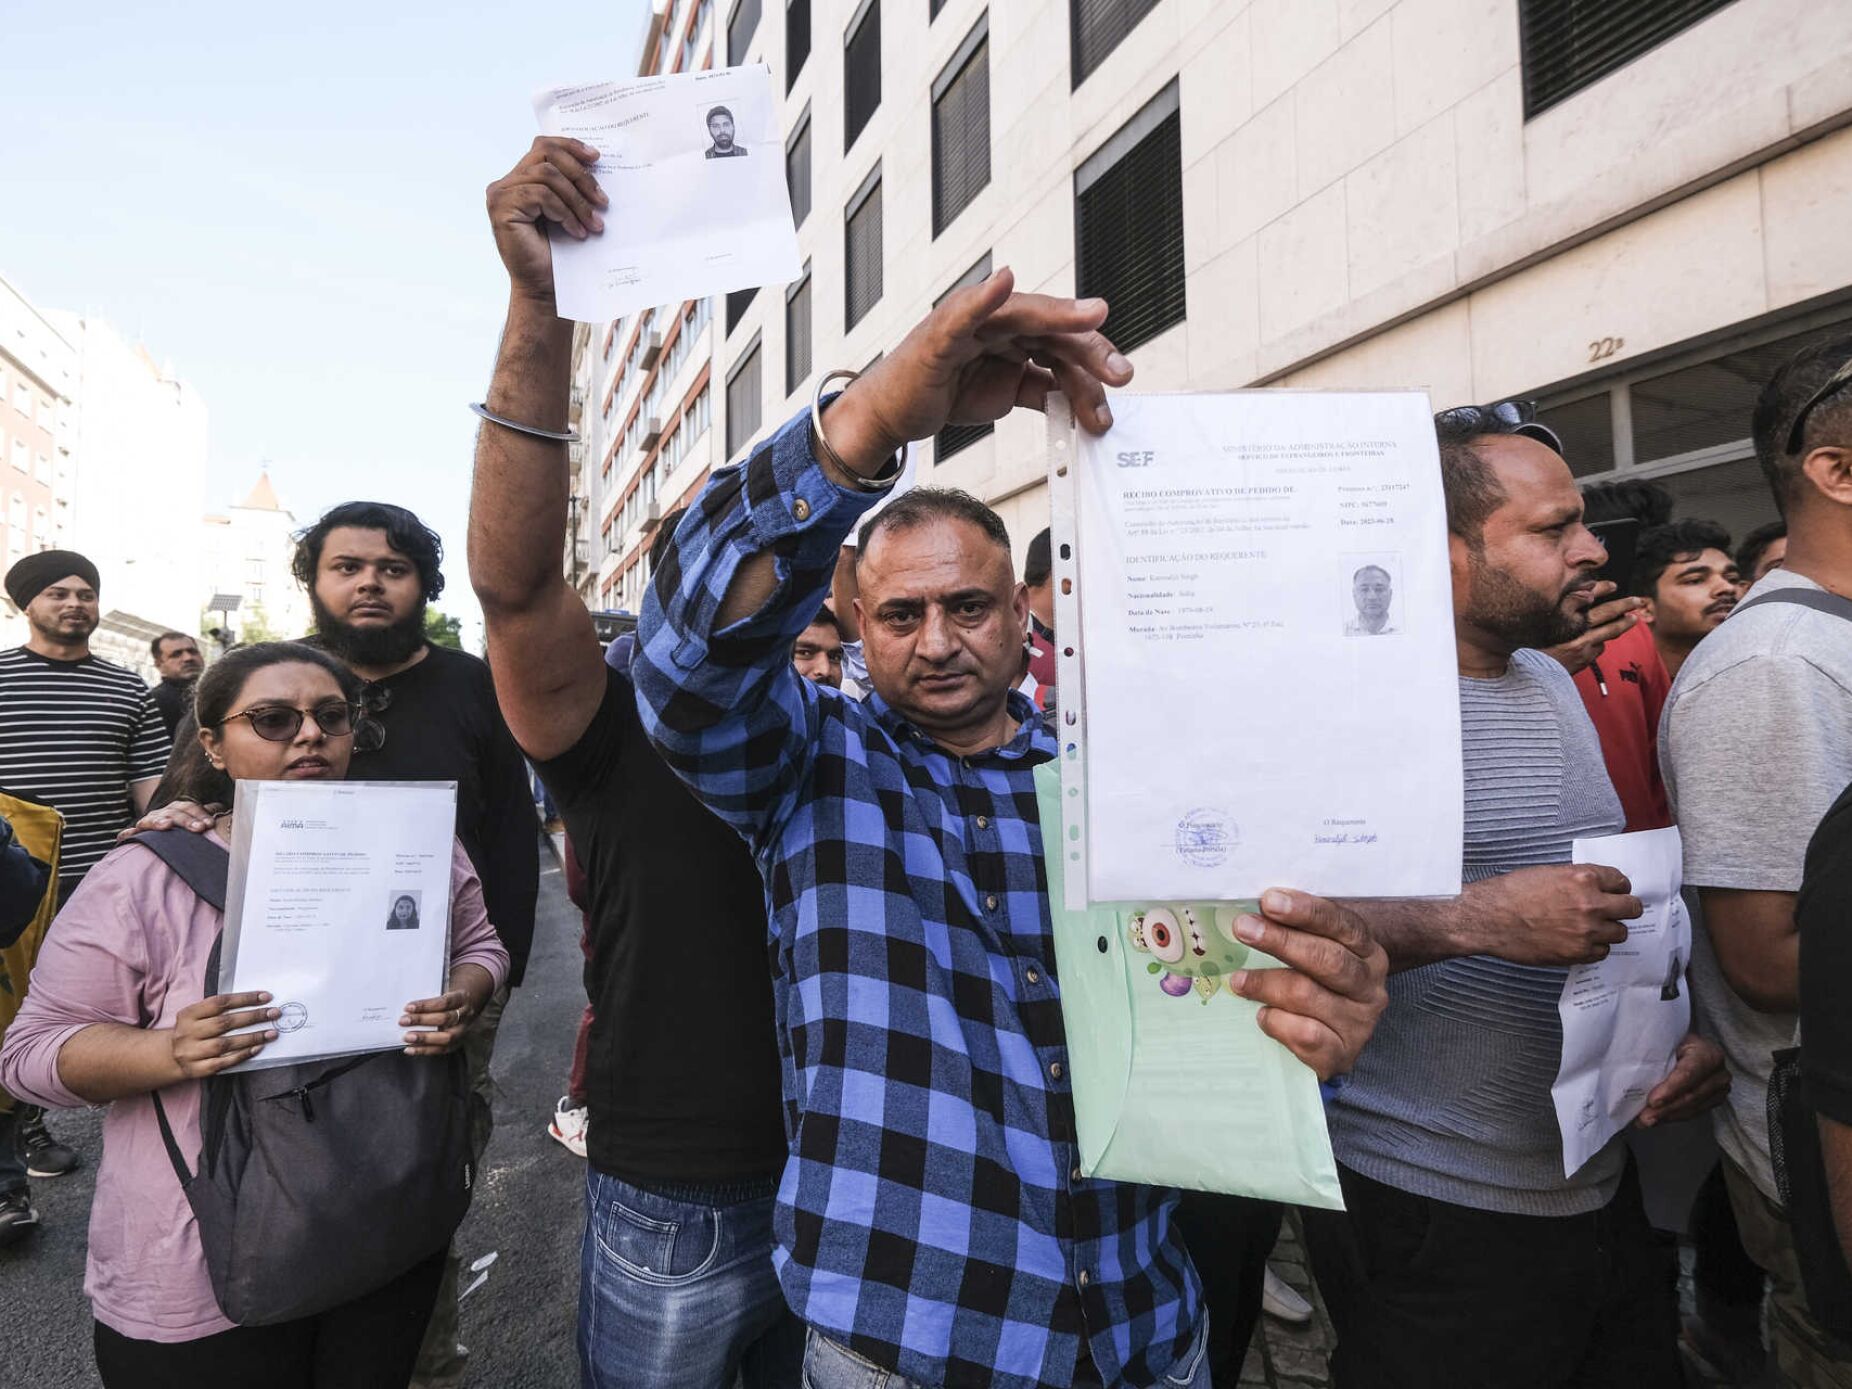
xmin=579 ymin=1168 xmax=800 ymax=1389
xmin=799 ymin=1316 xmax=1211 ymax=1389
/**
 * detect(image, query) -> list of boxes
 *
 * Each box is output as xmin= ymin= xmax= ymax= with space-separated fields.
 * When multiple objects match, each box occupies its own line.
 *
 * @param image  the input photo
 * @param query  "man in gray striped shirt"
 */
xmin=0 ymin=550 xmax=170 ymax=1218
xmin=1305 ymin=407 xmax=1730 ymax=1387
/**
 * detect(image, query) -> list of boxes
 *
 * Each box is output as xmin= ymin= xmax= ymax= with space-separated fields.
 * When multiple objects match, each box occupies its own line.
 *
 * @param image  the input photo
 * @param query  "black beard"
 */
xmin=1464 ymin=558 xmax=1591 ymax=651
xmin=311 ymin=592 xmax=426 ymax=667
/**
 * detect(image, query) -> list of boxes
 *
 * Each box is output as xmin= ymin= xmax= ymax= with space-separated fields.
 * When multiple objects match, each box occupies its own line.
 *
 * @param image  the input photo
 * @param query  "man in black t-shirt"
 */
xmin=470 ymin=142 xmax=795 ymax=1389
xmin=147 ymin=631 xmax=203 ymax=738
xmin=1801 ymin=785 xmax=1852 ymax=1272
xmin=292 ymin=500 xmax=539 ymax=1389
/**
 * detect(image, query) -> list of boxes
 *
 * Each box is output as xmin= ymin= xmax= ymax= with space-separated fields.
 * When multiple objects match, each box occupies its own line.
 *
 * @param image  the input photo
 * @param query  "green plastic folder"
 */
xmin=1036 ymin=763 xmax=1345 ymax=1209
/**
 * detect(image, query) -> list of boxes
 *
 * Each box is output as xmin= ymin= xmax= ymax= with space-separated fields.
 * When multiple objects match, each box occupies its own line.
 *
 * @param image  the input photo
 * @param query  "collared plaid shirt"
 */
xmin=632 ymin=407 xmax=1200 ymax=1389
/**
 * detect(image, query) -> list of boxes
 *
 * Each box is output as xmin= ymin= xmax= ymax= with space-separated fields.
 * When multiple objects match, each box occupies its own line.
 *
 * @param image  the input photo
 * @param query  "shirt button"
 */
xmin=975 ymin=815 xmax=990 ymax=830
xmin=1071 ymin=1165 xmax=1083 ymax=1183
xmin=1049 ymin=1061 xmax=1064 ymax=1080
xmin=1025 ymin=967 xmax=1041 ymax=985
xmin=792 ymin=498 xmax=811 ymax=521
xmin=985 ymin=893 xmax=999 ymax=911
xmin=1078 ymin=1269 xmax=1090 ymax=1288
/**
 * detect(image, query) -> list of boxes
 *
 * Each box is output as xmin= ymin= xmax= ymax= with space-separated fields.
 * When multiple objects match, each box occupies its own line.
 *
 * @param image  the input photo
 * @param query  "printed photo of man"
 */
xmin=704 ymin=105 xmax=746 ymax=159
xmin=1345 ymin=562 xmax=1399 ymax=636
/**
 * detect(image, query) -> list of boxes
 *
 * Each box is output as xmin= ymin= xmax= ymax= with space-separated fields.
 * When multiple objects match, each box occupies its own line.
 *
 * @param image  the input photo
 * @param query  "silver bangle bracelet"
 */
xmin=811 ymin=370 xmax=907 ymax=493
xmin=470 ymin=401 xmax=579 ymax=444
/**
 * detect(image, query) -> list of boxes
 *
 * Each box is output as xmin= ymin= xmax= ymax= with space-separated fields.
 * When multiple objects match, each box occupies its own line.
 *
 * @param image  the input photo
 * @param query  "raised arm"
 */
xmin=631 ymin=269 xmax=1130 ymax=845
xmin=467 ymin=138 xmax=610 ymax=763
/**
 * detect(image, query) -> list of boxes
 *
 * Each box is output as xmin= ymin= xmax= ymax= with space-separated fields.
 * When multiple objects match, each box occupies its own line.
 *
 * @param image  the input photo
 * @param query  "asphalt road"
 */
xmin=0 ymin=841 xmax=588 ymax=1386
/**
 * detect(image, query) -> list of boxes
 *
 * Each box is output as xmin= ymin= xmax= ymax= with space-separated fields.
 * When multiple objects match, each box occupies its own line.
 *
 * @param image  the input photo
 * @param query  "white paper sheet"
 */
xmin=221 ymin=781 xmax=456 ymax=1069
xmin=1553 ymin=827 xmax=1691 ymax=1176
xmin=533 ymin=66 xmax=802 ymax=323
xmin=1066 ymin=390 xmax=1463 ymax=903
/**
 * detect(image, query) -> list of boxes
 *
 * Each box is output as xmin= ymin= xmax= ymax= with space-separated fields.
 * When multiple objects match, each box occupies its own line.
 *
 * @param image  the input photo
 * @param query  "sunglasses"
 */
xmin=222 ymin=702 xmax=361 ymax=743
xmin=352 ymin=681 xmax=392 ymax=753
xmin=1785 ymin=357 xmax=1852 ymax=457
xmin=1434 ymin=400 xmax=1566 ymax=455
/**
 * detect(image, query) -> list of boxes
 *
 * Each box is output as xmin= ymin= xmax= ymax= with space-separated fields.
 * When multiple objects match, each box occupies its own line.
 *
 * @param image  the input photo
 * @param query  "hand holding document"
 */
xmin=222 ymin=781 xmax=456 ymax=1069
xmin=1552 ymin=827 xmax=1691 ymax=1175
xmin=1050 ymin=390 xmax=1464 ymax=905
xmin=534 ymin=65 xmax=802 ymax=322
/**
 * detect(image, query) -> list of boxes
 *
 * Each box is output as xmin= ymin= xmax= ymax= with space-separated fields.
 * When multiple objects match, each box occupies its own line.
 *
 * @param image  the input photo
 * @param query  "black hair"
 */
xmin=292 ymin=502 xmax=446 ymax=603
xmin=1632 ymin=520 xmax=1734 ymax=599
xmin=1735 ymin=519 xmax=1787 ymax=580
xmin=151 ymin=630 xmax=194 ymax=660
xmin=1578 ymin=478 xmax=1675 ymax=529
xmin=1751 ymin=336 xmax=1852 ymax=515
xmin=649 ymin=507 xmax=687 ymax=574
xmin=1433 ymin=409 xmax=1529 ymax=547
xmin=855 ymin=487 xmax=1011 ymax=561
xmin=804 ymin=605 xmax=843 ymax=637
xmin=151 ymin=642 xmax=362 ymax=811
xmin=706 ymin=105 xmax=734 ymax=126
xmin=1023 ymin=528 xmax=1052 ymax=588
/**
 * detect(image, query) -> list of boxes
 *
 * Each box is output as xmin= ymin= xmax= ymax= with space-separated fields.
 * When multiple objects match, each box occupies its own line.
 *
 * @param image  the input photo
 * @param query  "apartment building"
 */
xmin=0 ymin=274 xmax=77 ymax=647
xmin=575 ymin=0 xmax=1852 ymax=602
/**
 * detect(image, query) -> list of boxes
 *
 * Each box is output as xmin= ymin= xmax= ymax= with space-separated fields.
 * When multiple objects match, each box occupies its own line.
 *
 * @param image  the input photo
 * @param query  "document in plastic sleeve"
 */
xmin=1552 ymin=826 xmax=1691 ymax=1176
xmin=533 ymin=65 xmax=802 ymax=323
xmin=1052 ymin=390 xmax=1464 ymax=904
xmin=222 ymin=780 xmax=457 ymax=1068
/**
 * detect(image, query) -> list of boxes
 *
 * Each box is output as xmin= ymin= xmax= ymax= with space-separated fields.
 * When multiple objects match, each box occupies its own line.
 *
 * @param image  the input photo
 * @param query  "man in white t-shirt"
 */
xmin=1661 ymin=335 xmax=1852 ymax=1386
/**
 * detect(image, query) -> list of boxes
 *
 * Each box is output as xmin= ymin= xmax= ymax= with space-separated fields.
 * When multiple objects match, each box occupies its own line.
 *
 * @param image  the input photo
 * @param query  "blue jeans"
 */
xmin=579 ymin=1169 xmax=800 ymax=1389
xmin=799 ymin=1317 xmax=1212 ymax=1388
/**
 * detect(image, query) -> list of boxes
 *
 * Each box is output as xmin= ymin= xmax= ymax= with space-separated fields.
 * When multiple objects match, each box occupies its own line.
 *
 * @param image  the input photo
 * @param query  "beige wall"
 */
xmin=588 ymin=0 xmax=1852 ymax=582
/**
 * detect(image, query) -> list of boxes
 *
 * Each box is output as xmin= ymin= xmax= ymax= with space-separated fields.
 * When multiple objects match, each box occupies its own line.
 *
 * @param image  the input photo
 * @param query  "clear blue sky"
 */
xmin=1 ymin=1 xmax=649 ymax=643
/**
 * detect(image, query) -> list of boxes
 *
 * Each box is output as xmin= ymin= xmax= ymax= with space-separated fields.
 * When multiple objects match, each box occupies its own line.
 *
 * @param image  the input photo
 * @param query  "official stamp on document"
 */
xmin=1174 ymin=808 xmax=1237 ymax=868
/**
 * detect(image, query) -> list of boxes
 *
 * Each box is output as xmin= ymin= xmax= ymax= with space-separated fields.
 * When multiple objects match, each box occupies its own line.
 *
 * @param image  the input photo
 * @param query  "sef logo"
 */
xmin=1116 ymin=450 xmax=1156 ymax=468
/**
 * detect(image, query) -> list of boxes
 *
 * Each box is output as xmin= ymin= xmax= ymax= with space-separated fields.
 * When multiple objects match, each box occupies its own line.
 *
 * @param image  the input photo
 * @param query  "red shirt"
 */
xmin=1572 ymin=620 xmax=1673 ymax=831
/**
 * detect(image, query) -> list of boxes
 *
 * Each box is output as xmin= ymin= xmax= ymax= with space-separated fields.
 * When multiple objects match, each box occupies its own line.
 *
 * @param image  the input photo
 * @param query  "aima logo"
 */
xmin=1116 ymin=450 xmax=1156 ymax=468
xmin=279 ymin=819 xmax=305 ymax=829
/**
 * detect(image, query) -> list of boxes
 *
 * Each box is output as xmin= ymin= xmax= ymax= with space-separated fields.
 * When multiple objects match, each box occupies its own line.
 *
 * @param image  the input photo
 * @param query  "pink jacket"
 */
xmin=0 ymin=833 xmax=508 ymax=1343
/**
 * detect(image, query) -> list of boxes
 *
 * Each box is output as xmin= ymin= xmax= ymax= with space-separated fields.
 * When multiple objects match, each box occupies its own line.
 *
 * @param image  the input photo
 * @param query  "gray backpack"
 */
xmin=134 ymin=829 xmax=478 ymax=1325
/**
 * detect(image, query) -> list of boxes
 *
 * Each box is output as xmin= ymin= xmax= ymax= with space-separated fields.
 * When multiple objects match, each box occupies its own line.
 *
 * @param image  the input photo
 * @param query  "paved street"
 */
xmin=0 ymin=841 xmax=588 ymax=1386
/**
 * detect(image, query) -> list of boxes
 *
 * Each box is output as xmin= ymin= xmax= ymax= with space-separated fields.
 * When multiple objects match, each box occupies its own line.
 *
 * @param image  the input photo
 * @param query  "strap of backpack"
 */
xmin=127 ymin=829 xmax=233 ymax=1190
xmin=125 ymin=828 xmax=229 ymax=911
xmin=1733 ymin=587 xmax=1852 ymax=623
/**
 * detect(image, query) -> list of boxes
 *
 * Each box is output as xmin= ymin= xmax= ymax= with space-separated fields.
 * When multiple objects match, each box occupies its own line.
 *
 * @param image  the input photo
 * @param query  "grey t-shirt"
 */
xmin=1330 ymin=649 xmax=1627 ymax=1216
xmin=1660 ymin=568 xmax=1852 ymax=1202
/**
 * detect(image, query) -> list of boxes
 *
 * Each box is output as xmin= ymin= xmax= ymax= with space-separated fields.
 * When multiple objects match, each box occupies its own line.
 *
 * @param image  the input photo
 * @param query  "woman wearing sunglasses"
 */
xmin=0 ymin=642 xmax=508 ymax=1387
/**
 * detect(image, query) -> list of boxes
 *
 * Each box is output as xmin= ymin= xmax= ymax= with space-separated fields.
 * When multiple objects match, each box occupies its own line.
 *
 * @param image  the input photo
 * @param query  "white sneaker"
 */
xmin=548 ymin=1098 xmax=589 ymax=1158
xmin=1261 ymin=1265 xmax=1313 ymax=1323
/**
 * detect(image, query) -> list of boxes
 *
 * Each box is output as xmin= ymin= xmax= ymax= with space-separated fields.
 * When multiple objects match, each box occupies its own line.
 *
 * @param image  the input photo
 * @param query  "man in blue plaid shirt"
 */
xmin=477 ymin=138 xmax=1388 ymax=1389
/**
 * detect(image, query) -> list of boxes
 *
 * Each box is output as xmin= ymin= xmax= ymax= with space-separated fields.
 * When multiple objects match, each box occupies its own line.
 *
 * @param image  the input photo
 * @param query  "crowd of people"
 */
xmin=0 ymin=134 xmax=1846 ymax=1389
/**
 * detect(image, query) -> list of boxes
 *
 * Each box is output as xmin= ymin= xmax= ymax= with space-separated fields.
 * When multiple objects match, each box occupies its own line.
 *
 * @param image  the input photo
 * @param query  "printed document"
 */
xmin=1067 ymin=390 xmax=1463 ymax=902
xmin=222 ymin=781 xmax=456 ymax=1068
xmin=1553 ymin=827 xmax=1691 ymax=1176
xmin=534 ymin=66 xmax=802 ymax=322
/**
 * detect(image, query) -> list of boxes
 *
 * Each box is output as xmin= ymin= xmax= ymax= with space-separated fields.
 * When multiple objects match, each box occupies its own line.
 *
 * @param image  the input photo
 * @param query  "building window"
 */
xmin=935 ymin=254 xmax=995 ymax=464
xmin=844 ymin=0 xmax=881 ymax=151
xmin=1519 ymin=0 xmax=1737 ymax=119
xmin=786 ymin=262 xmax=813 ymax=396
xmin=10 ymin=440 xmax=25 ymax=474
xmin=1070 ymin=0 xmax=1161 ymax=88
xmin=1531 ymin=306 xmax=1850 ymax=541
xmin=845 ymin=164 xmax=884 ymax=332
xmin=728 ymin=0 xmax=761 ymax=65
xmin=727 ymin=286 xmax=760 ymax=335
xmin=1074 ymin=79 xmax=1184 ymax=355
xmin=787 ymin=110 xmax=812 ymax=228
xmin=787 ymin=0 xmax=810 ymax=89
xmin=931 ymin=15 xmax=990 ymax=238
xmin=726 ymin=337 xmax=763 ymax=459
